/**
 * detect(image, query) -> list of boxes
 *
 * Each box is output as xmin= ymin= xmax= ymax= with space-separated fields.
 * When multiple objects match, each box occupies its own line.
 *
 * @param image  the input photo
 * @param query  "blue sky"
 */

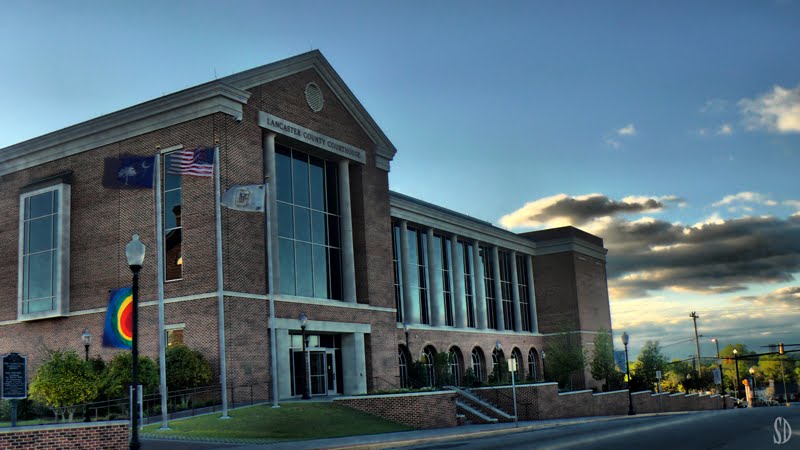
xmin=1 ymin=1 xmax=798 ymax=359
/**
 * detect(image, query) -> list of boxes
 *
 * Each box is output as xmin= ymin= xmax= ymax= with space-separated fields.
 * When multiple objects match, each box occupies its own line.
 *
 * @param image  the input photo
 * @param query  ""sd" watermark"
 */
xmin=774 ymin=417 xmax=792 ymax=445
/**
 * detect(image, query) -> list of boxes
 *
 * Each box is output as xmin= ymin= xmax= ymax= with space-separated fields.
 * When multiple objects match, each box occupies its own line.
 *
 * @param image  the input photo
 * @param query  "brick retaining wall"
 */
xmin=334 ymin=391 xmax=457 ymax=429
xmin=0 ymin=421 xmax=128 ymax=449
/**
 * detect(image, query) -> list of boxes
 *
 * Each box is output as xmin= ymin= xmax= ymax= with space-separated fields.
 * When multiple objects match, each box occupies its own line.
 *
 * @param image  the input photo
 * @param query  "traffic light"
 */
xmin=779 ymin=343 xmax=785 ymax=355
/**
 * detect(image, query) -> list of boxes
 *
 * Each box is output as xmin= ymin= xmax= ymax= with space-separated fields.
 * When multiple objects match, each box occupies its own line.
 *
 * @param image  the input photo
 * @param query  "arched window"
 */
xmin=528 ymin=348 xmax=539 ymax=381
xmin=421 ymin=346 xmax=437 ymax=387
xmin=491 ymin=347 xmax=506 ymax=383
xmin=399 ymin=346 xmax=410 ymax=388
xmin=449 ymin=347 xmax=462 ymax=387
xmin=511 ymin=348 xmax=523 ymax=380
xmin=471 ymin=347 xmax=484 ymax=382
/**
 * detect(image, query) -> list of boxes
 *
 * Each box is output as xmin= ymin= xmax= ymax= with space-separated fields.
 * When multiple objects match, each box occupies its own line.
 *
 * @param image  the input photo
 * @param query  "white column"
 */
xmin=473 ymin=240 xmax=488 ymax=330
xmin=526 ymin=254 xmax=539 ymax=333
xmin=510 ymin=250 xmax=523 ymax=332
xmin=275 ymin=328 xmax=291 ymax=400
xmin=399 ymin=220 xmax=419 ymax=324
xmin=491 ymin=246 xmax=505 ymax=332
xmin=264 ymin=132 xmax=280 ymax=294
xmin=342 ymin=333 xmax=367 ymax=395
xmin=426 ymin=229 xmax=444 ymax=327
xmin=450 ymin=235 xmax=467 ymax=328
xmin=338 ymin=159 xmax=357 ymax=303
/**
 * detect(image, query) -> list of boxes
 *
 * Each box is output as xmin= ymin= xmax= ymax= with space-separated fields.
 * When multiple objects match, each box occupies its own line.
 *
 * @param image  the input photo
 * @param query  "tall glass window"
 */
xmin=19 ymin=185 xmax=68 ymax=316
xmin=480 ymin=246 xmax=497 ymax=329
xmin=460 ymin=241 xmax=476 ymax=328
xmin=398 ymin=347 xmax=409 ymax=388
xmin=276 ymin=144 xmax=341 ymax=300
xmin=498 ymin=250 xmax=515 ymax=330
xmin=517 ymin=254 xmax=532 ymax=332
xmin=435 ymin=234 xmax=455 ymax=327
xmin=392 ymin=222 xmax=403 ymax=323
xmin=421 ymin=346 xmax=436 ymax=387
xmin=164 ymin=153 xmax=183 ymax=281
xmin=407 ymin=227 xmax=430 ymax=324
xmin=471 ymin=347 xmax=484 ymax=381
xmin=528 ymin=348 xmax=539 ymax=381
xmin=449 ymin=348 xmax=462 ymax=386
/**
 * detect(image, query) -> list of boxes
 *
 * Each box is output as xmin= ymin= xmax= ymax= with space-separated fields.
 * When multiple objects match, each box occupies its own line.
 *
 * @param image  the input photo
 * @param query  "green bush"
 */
xmin=102 ymin=352 xmax=159 ymax=399
xmin=29 ymin=350 xmax=99 ymax=421
xmin=165 ymin=345 xmax=213 ymax=391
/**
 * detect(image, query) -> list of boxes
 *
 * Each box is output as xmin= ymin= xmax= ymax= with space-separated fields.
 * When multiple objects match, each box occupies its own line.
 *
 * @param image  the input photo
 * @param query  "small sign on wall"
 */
xmin=508 ymin=357 xmax=518 ymax=373
xmin=2 ymin=353 xmax=27 ymax=399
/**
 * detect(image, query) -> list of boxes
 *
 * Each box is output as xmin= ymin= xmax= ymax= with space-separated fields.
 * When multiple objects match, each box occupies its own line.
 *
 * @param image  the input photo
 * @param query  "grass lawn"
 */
xmin=142 ymin=402 xmax=412 ymax=441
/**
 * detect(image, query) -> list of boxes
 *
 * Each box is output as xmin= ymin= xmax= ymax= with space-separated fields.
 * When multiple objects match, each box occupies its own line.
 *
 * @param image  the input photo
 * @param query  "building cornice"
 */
xmin=0 ymin=82 xmax=251 ymax=177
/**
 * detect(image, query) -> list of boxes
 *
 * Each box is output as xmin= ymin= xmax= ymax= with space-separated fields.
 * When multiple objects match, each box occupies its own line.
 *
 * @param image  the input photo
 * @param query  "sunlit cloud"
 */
xmin=712 ymin=191 xmax=777 ymax=208
xmin=717 ymin=123 xmax=733 ymax=135
xmin=618 ymin=123 xmax=636 ymax=136
xmin=739 ymin=84 xmax=800 ymax=133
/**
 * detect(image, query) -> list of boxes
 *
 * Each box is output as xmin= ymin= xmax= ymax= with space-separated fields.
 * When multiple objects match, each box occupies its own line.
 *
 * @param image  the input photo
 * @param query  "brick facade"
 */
xmin=0 ymin=421 xmax=128 ymax=450
xmin=334 ymin=392 xmax=458 ymax=429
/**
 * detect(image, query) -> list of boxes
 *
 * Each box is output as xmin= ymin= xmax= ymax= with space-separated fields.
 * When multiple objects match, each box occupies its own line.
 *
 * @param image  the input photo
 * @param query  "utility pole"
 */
xmin=690 ymin=312 xmax=702 ymax=375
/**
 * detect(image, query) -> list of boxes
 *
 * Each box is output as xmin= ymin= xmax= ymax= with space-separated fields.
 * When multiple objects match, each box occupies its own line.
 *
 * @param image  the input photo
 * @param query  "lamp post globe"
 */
xmin=621 ymin=332 xmax=634 ymax=415
xmin=126 ymin=234 xmax=145 ymax=450
xmin=299 ymin=313 xmax=310 ymax=400
xmin=733 ymin=348 xmax=740 ymax=401
xmin=81 ymin=329 xmax=92 ymax=362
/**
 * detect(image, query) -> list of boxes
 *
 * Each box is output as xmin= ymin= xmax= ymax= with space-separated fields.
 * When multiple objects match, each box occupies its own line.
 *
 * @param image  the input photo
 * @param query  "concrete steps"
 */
xmin=447 ymin=386 xmax=515 ymax=424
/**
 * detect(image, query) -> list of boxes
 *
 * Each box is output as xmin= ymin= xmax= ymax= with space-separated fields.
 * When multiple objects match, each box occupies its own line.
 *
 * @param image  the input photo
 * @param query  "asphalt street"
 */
xmin=403 ymin=407 xmax=800 ymax=450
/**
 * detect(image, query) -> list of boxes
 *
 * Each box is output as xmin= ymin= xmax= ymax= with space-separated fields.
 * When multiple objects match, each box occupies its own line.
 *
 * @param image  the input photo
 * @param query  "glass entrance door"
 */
xmin=326 ymin=349 xmax=337 ymax=395
xmin=309 ymin=351 xmax=327 ymax=396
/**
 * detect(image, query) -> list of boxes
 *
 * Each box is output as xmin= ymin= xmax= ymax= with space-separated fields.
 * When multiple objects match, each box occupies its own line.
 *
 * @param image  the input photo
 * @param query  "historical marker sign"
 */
xmin=2 ymin=353 xmax=27 ymax=399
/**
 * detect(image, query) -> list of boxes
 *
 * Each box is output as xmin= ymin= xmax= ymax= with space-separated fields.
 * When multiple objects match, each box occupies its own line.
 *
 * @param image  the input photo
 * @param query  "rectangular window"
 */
xmin=480 ymin=245 xmax=497 ymax=330
xmin=461 ymin=241 xmax=476 ymax=328
xmin=437 ymin=234 xmax=454 ymax=327
xmin=499 ymin=250 xmax=515 ymax=330
xmin=164 ymin=153 xmax=183 ymax=281
xmin=392 ymin=222 xmax=403 ymax=323
xmin=276 ymin=144 xmax=342 ymax=300
xmin=412 ymin=228 xmax=430 ymax=325
xmin=166 ymin=327 xmax=185 ymax=347
xmin=517 ymin=254 xmax=532 ymax=332
xmin=18 ymin=183 xmax=70 ymax=320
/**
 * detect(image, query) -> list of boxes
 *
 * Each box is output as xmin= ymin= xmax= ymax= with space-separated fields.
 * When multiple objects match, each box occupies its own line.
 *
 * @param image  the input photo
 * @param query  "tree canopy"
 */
xmin=544 ymin=331 xmax=586 ymax=389
xmin=589 ymin=330 xmax=617 ymax=391
xmin=631 ymin=341 xmax=668 ymax=391
xmin=29 ymin=350 xmax=99 ymax=420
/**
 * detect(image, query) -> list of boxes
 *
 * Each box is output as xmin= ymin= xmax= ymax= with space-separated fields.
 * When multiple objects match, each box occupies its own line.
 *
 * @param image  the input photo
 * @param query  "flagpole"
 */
xmin=266 ymin=178 xmax=279 ymax=408
xmin=155 ymin=152 xmax=169 ymax=430
xmin=214 ymin=145 xmax=230 ymax=419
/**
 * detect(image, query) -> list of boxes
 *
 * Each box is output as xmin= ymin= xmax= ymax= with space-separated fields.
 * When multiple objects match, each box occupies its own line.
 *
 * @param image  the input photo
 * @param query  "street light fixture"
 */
xmin=711 ymin=338 xmax=726 ymax=409
xmin=125 ymin=234 xmax=145 ymax=450
xmin=541 ymin=351 xmax=546 ymax=381
xmin=82 ymin=329 xmax=92 ymax=362
xmin=621 ymin=332 xmax=635 ymax=415
xmin=733 ymin=348 xmax=741 ymax=402
xmin=403 ymin=322 xmax=410 ymax=350
xmin=299 ymin=313 xmax=310 ymax=400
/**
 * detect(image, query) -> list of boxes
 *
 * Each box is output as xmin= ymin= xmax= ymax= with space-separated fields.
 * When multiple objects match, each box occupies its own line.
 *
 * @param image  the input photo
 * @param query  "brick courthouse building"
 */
xmin=0 ymin=51 xmax=612 ymax=400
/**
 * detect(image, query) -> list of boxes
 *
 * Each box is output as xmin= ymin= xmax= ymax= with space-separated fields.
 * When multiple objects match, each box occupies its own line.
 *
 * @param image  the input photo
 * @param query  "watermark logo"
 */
xmin=774 ymin=417 xmax=792 ymax=445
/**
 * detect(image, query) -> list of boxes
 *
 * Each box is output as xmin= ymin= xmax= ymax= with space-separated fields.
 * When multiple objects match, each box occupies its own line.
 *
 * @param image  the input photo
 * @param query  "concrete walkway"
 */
xmin=142 ymin=411 xmax=699 ymax=450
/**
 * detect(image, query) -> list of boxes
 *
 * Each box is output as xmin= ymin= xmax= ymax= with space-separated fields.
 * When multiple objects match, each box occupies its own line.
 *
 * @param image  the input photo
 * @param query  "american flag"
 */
xmin=167 ymin=147 xmax=215 ymax=177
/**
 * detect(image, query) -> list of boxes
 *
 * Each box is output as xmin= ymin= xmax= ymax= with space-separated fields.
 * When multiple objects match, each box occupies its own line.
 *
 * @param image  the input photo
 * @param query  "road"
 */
xmin=403 ymin=406 xmax=800 ymax=450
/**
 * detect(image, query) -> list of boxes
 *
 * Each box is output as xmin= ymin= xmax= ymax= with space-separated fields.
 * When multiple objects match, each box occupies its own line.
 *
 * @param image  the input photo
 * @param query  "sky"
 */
xmin=1 ymin=1 xmax=798 ymax=360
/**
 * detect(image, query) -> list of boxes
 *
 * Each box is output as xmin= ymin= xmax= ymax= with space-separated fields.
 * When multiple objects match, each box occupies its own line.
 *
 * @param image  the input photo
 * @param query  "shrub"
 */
xmin=29 ymin=350 xmax=99 ymax=421
xmin=165 ymin=345 xmax=213 ymax=391
xmin=102 ymin=352 xmax=159 ymax=399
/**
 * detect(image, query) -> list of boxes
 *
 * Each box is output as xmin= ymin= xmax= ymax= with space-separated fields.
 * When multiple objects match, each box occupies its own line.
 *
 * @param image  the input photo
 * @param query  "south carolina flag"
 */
xmin=103 ymin=287 xmax=134 ymax=349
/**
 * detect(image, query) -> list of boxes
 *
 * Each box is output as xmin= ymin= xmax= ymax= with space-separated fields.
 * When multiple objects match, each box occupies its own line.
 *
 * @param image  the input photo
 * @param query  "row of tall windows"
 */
xmin=517 ymin=254 xmax=532 ymax=332
xmin=276 ymin=144 xmax=343 ymax=300
xmin=390 ymin=221 xmax=535 ymax=332
xmin=480 ymin=246 xmax=497 ymax=330
xmin=498 ymin=250 xmax=515 ymax=329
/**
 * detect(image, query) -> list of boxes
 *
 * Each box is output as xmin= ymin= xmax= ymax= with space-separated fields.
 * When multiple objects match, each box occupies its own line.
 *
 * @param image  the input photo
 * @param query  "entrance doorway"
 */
xmin=290 ymin=334 xmax=340 ymax=397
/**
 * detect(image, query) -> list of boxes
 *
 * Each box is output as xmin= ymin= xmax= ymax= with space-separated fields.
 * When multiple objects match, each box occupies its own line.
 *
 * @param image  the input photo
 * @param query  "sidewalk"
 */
xmin=143 ymin=411 xmax=698 ymax=450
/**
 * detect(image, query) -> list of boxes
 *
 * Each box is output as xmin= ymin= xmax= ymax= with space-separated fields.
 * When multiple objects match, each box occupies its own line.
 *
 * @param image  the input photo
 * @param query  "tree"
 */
xmin=720 ymin=343 xmax=754 ymax=394
xmin=544 ymin=331 xmax=586 ymax=390
xmin=631 ymin=341 xmax=668 ymax=392
xmin=102 ymin=352 xmax=159 ymax=399
xmin=589 ymin=330 xmax=616 ymax=391
xmin=29 ymin=350 xmax=99 ymax=421
xmin=165 ymin=345 xmax=212 ymax=391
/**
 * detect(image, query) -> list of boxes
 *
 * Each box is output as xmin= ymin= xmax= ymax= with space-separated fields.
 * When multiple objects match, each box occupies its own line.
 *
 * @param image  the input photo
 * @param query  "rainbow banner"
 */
xmin=102 ymin=287 xmax=133 ymax=349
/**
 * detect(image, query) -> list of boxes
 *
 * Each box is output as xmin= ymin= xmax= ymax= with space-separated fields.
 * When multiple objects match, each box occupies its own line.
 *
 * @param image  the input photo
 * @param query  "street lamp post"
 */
xmin=749 ymin=367 xmax=756 ymax=406
xmin=622 ymin=332 xmax=635 ymax=416
xmin=779 ymin=343 xmax=789 ymax=406
xmin=126 ymin=234 xmax=145 ymax=450
xmin=733 ymin=349 xmax=740 ymax=402
xmin=711 ymin=338 xmax=726 ymax=409
xmin=82 ymin=329 xmax=92 ymax=362
xmin=299 ymin=313 xmax=310 ymax=400
xmin=541 ymin=351 xmax=546 ymax=382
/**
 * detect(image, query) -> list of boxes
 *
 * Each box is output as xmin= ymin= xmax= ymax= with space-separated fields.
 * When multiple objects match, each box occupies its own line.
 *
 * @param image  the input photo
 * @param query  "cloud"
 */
xmin=735 ymin=286 xmax=800 ymax=306
xmin=712 ymin=191 xmax=777 ymax=208
xmin=618 ymin=123 xmax=636 ymax=136
xmin=785 ymin=200 xmax=800 ymax=212
xmin=498 ymin=193 xmax=676 ymax=230
xmin=605 ymin=138 xmax=621 ymax=149
xmin=700 ymin=99 xmax=728 ymax=113
xmin=717 ymin=123 xmax=733 ymax=135
xmin=739 ymin=84 xmax=800 ymax=133
xmin=500 ymin=193 xmax=800 ymax=302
